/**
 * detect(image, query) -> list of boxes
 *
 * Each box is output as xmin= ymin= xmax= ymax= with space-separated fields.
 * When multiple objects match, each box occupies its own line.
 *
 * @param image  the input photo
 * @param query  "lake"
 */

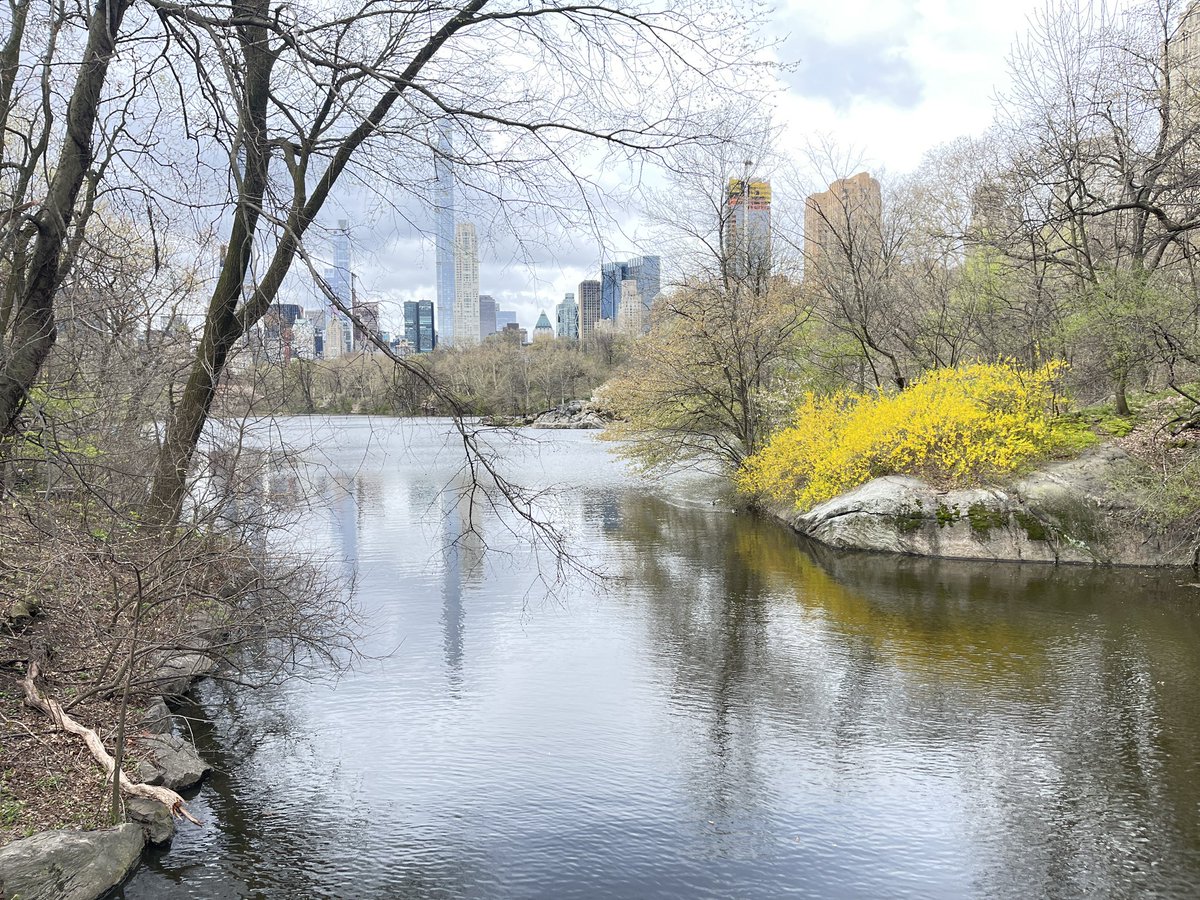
xmin=115 ymin=417 xmax=1200 ymax=899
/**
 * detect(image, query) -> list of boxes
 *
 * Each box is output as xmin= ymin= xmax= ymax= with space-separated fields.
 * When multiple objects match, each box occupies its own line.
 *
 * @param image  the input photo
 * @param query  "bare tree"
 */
xmin=995 ymin=0 xmax=1200 ymax=413
xmin=0 ymin=0 xmax=136 ymax=434
xmin=126 ymin=0 xmax=768 ymax=526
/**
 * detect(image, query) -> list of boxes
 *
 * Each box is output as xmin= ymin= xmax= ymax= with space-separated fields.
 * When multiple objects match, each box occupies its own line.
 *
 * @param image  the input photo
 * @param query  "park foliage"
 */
xmin=736 ymin=361 xmax=1094 ymax=510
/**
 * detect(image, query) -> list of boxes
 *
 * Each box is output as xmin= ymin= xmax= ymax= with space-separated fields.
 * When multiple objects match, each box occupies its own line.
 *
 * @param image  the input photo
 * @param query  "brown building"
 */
xmin=803 ymin=172 xmax=882 ymax=274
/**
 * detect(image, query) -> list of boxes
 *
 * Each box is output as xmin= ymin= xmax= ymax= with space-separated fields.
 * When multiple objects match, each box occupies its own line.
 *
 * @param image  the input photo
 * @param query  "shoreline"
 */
xmin=0 ymin=631 xmax=221 ymax=900
xmin=754 ymin=445 xmax=1200 ymax=570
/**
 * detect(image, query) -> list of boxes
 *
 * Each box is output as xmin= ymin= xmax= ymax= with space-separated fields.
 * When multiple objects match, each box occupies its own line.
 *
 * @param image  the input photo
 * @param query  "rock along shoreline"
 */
xmin=762 ymin=445 xmax=1200 ymax=569
xmin=0 ymin=622 xmax=223 ymax=900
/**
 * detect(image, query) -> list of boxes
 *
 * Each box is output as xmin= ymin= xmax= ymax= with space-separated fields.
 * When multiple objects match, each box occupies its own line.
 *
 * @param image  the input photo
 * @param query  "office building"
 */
xmin=479 ymin=294 xmax=497 ymax=338
xmin=435 ymin=130 xmax=456 ymax=347
xmin=533 ymin=311 xmax=554 ymax=341
xmin=403 ymin=300 xmax=436 ymax=353
xmin=556 ymin=292 xmax=578 ymax=340
xmin=496 ymin=309 xmax=517 ymax=330
xmin=453 ymin=222 xmax=480 ymax=346
xmin=600 ymin=256 xmax=660 ymax=321
xmin=577 ymin=279 xmax=601 ymax=342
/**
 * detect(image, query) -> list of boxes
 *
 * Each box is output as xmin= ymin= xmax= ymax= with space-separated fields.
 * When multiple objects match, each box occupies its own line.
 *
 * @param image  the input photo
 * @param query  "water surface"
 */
xmin=117 ymin=418 xmax=1200 ymax=899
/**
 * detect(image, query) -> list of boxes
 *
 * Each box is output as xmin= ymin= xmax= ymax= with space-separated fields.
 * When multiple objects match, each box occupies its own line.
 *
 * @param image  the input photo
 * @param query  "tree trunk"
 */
xmin=0 ymin=0 xmax=131 ymax=434
xmin=144 ymin=2 xmax=275 ymax=527
xmin=1114 ymin=372 xmax=1131 ymax=417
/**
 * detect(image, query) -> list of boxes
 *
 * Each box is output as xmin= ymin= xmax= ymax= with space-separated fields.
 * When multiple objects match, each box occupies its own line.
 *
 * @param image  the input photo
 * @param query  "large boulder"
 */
xmin=136 ymin=733 xmax=211 ymax=791
xmin=0 ymin=824 xmax=144 ymax=900
xmin=139 ymin=695 xmax=173 ymax=735
xmin=787 ymin=447 xmax=1199 ymax=567
xmin=124 ymin=796 xmax=176 ymax=845
xmin=147 ymin=649 xmax=216 ymax=699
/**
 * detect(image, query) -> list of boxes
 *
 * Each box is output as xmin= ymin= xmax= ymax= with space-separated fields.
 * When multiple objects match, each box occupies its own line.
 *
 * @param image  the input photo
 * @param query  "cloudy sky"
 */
xmin=305 ymin=0 xmax=1054 ymax=335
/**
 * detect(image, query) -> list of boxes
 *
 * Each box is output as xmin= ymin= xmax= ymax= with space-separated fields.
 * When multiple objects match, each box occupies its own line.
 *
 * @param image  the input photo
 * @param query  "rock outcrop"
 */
xmin=529 ymin=400 xmax=607 ymax=429
xmin=482 ymin=400 xmax=609 ymax=430
xmin=0 ymin=824 xmax=144 ymax=900
xmin=136 ymin=732 xmax=212 ymax=791
xmin=139 ymin=695 xmax=173 ymax=734
xmin=147 ymin=648 xmax=217 ymax=700
xmin=125 ymin=796 xmax=176 ymax=845
xmin=779 ymin=446 xmax=1199 ymax=567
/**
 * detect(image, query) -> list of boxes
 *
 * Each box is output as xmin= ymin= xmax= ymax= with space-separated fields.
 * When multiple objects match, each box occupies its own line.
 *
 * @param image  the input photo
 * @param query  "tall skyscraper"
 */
xmin=479 ymin=294 xmax=497 ymax=338
xmin=453 ymin=222 xmax=480 ymax=346
xmin=495 ymin=309 xmax=517 ymax=330
xmin=577 ymin=279 xmax=601 ymax=342
xmin=403 ymin=300 xmax=436 ymax=352
xmin=325 ymin=315 xmax=346 ymax=360
xmin=804 ymin=172 xmax=882 ymax=274
xmin=533 ymin=311 xmax=554 ymax=341
xmin=725 ymin=173 xmax=772 ymax=279
xmin=556 ymin=292 xmax=579 ymax=340
xmin=616 ymin=281 xmax=648 ymax=336
xmin=600 ymin=256 xmax=660 ymax=321
xmin=320 ymin=220 xmax=353 ymax=353
xmin=434 ymin=130 xmax=456 ymax=347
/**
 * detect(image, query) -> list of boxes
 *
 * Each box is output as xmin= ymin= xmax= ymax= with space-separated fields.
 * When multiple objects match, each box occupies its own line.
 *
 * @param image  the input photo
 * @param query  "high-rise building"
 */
xmin=725 ymin=174 xmax=772 ymax=279
xmin=533 ymin=311 xmax=554 ymax=341
xmin=616 ymin=280 xmax=648 ymax=336
xmin=323 ymin=220 xmax=354 ymax=354
xmin=453 ymin=222 xmax=480 ymax=346
xmin=804 ymin=172 xmax=882 ymax=274
xmin=479 ymin=294 xmax=497 ymax=338
xmin=1174 ymin=2 xmax=1200 ymax=87
xmin=501 ymin=322 xmax=527 ymax=344
xmin=352 ymin=299 xmax=381 ymax=351
xmin=577 ymin=279 xmax=601 ymax=342
xmin=403 ymin=300 xmax=436 ymax=352
xmin=325 ymin=315 xmax=346 ymax=360
xmin=435 ymin=130 xmax=456 ymax=347
xmin=495 ymin=309 xmax=517 ymax=330
xmin=600 ymin=256 xmax=660 ymax=321
xmin=556 ymin=292 xmax=578 ymax=340
xmin=292 ymin=317 xmax=316 ymax=359
xmin=1169 ymin=2 xmax=1200 ymax=145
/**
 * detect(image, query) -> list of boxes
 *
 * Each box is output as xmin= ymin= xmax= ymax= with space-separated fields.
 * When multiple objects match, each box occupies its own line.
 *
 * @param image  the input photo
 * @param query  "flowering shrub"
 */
xmin=736 ymin=361 xmax=1090 ymax=509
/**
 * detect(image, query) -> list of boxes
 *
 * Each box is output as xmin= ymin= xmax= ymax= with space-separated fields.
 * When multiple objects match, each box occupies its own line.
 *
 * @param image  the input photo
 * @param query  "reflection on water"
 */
xmin=116 ymin=419 xmax=1200 ymax=900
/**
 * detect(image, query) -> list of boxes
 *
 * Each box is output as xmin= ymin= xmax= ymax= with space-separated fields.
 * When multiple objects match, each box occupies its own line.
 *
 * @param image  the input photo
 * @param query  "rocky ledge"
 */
xmin=0 ymin=824 xmax=145 ymax=900
xmin=482 ymin=400 xmax=608 ymax=430
xmin=774 ymin=446 xmax=1200 ymax=568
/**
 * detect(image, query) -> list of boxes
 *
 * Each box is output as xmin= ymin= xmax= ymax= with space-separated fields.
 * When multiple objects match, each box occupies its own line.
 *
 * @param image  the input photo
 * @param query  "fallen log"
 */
xmin=22 ymin=661 xmax=201 ymax=826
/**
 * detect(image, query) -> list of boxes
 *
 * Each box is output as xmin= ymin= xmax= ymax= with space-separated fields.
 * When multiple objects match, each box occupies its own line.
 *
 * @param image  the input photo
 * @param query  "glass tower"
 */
xmin=434 ymin=129 xmax=456 ymax=347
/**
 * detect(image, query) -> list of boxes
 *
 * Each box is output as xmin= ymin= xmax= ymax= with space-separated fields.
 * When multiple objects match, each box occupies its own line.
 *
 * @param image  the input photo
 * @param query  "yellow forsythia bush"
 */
xmin=737 ymin=361 xmax=1082 ymax=510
